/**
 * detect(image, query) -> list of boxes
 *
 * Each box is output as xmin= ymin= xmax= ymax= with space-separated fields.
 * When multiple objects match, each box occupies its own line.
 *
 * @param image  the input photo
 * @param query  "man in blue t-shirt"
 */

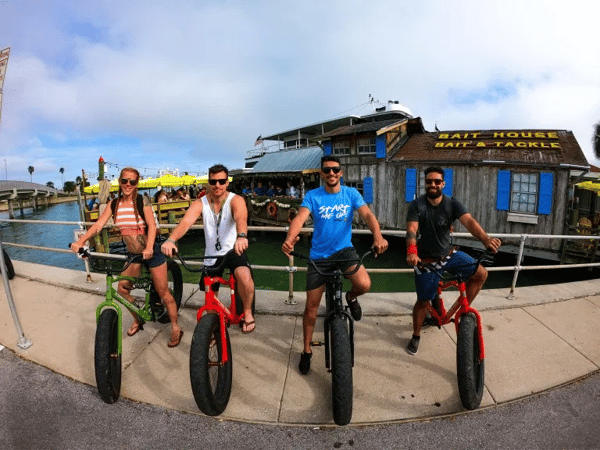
xmin=282 ymin=155 xmax=388 ymax=375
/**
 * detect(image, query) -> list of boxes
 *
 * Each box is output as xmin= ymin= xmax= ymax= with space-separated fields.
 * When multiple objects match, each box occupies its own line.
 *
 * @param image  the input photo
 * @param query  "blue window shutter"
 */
xmin=497 ymin=170 xmax=511 ymax=210
xmin=405 ymin=168 xmax=417 ymax=202
xmin=443 ymin=168 xmax=454 ymax=196
xmin=375 ymin=135 xmax=386 ymax=158
xmin=363 ymin=177 xmax=373 ymax=203
xmin=323 ymin=141 xmax=332 ymax=156
xmin=538 ymin=172 xmax=554 ymax=215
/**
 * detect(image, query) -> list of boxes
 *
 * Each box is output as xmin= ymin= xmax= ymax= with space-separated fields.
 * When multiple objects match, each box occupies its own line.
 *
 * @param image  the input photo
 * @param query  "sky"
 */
xmin=1 ymin=0 xmax=599 ymax=190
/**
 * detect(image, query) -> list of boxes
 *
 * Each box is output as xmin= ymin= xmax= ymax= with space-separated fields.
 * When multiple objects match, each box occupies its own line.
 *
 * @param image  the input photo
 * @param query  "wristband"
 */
xmin=407 ymin=244 xmax=418 ymax=256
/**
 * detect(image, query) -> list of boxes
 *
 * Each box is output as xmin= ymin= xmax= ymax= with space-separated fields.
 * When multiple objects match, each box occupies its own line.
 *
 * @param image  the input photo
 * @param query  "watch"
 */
xmin=237 ymin=233 xmax=247 ymax=238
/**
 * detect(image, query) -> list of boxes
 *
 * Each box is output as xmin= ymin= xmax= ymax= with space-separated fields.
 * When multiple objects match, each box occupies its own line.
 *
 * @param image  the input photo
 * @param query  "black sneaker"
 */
xmin=407 ymin=336 xmax=420 ymax=355
xmin=299 ymin=351 xmax=312 ymax=375
xmin=346 ymin=293 xmax=362 ymax=321
xmin=422 ymin=316 xmax=438 ymax=328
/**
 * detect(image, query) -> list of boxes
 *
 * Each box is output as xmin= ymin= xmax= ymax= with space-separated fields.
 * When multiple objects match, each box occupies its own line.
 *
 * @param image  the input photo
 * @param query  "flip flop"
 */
xmin=240 ymin=320 xmax=256 ymax=334
xmin=127 ymin=322 xmax=143 ymax=337
xmin=168 ymin=330 xmax=184 ymax=348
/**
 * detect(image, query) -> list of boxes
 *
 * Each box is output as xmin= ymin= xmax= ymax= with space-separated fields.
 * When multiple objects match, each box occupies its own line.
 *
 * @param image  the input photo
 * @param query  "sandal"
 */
xmin=240 ymin=320 xmax=256 ymax=334
xmin=167 ymin=330 xmax=184 ymax=348
xmin=127 ymin=322 xmax=143 ymax=337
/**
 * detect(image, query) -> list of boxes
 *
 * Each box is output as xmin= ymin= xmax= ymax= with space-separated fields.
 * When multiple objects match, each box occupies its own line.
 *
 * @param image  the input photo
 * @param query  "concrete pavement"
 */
xmin=1 ymin=259 xmax=599 ymax=426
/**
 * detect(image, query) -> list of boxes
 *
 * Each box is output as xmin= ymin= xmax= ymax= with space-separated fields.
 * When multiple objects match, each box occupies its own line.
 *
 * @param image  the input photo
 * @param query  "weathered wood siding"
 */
xmin=341 ymin=160 xmax=569 ymax=252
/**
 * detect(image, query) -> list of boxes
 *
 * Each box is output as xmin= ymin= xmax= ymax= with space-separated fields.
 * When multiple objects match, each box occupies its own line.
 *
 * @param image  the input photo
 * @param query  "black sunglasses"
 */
xmin=120 ymin=178 xmax=138 ymax=186
xmin=208 ymin=178 xmax=227 ymax=186
xmin=425 ymin=178 xmax=443 ymax=185
xmin=322 ymin=166 xmax=342 ymax=174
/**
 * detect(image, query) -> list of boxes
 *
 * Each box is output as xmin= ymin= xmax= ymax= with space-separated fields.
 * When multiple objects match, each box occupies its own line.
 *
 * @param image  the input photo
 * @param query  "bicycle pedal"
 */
xmin=310 ymin=340 xmax=323 ymax=347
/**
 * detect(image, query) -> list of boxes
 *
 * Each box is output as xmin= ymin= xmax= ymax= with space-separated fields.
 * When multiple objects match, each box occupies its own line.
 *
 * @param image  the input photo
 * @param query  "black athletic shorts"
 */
xmin=306 ymin=247 xmax=359 ymax=291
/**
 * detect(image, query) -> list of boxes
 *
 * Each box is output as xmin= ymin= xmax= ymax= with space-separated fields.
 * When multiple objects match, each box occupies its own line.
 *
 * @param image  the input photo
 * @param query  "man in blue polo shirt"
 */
xmin=282 ymin=155 xmax=388 ymax=374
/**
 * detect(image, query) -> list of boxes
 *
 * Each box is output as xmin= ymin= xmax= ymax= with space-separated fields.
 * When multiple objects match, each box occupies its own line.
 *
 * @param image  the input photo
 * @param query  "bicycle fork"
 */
xmin=324 ymin=282 xmax=355 ymax=371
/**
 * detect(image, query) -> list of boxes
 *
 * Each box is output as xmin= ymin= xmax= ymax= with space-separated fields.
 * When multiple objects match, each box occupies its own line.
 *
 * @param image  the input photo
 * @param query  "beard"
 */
xmin=426 ymin=188 xmax=442 ymax=199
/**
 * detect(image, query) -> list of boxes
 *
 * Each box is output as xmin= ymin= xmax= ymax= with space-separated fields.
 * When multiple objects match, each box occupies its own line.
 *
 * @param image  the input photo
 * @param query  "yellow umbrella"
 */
xmin=156 ymin=174 xmax=182 ymax=187
xmin=194 ymin=175 xmax=208 ymax=184
xmin=139 ymin=177 xmax=159 ymax=189
xmin=179 ymin=174 xmax=197 ymax=185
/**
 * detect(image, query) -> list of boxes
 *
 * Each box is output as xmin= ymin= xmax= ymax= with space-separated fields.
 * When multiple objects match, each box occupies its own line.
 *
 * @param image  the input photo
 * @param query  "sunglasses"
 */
xmin=208 ymin=178 xmax=227 ymax=186
xmin=120 ymin=178 xmax=138 ymax=186
xmin=425 ymin=179 xmax=443 ymax=185
xmin=322 ymin=166 xmax=342 ymax=174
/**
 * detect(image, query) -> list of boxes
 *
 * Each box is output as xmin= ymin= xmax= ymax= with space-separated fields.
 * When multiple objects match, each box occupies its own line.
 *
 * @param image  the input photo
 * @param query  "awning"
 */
xmin=576 ymin=180 xmax=600 ymax=193
xmin=249 ymin=147 xmax=323 ymax=173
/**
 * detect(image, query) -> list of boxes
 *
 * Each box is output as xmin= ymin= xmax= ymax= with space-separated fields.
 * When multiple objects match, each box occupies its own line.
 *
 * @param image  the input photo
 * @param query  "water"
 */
xmin=1 ymin=201 xmax=598 ymax=292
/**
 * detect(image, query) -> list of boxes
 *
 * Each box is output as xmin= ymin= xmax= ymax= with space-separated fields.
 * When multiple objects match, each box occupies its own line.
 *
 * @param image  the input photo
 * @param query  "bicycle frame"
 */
xmin=425 ymin=278 xmax=485 ymax=362
xmin=196 ymin=270 xmax=243 ymax=364
xmin=95 ymin=270 xmax=156 ymax=356
xmin=324 ymin=275 xmax=355 ymax=370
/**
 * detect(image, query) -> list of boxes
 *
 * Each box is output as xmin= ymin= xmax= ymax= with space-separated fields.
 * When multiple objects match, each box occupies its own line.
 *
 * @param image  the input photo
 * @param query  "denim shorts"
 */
xmin=306 ymin=247 xmax=359 ymax=291
xmin=414 ymin=250 xmax=478 ymax=301
xmin=142 ymin=243 xmax=167 ymax=268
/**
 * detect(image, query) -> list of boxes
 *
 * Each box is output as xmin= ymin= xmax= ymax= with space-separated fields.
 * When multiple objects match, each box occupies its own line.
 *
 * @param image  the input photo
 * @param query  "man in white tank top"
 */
xmin=161 ymin=164 xmax=256 ymax=333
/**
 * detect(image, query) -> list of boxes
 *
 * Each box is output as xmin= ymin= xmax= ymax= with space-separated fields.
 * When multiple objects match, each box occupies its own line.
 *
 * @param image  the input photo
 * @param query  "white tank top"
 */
xmin=201 ymin=192 xmax=237 ymax=265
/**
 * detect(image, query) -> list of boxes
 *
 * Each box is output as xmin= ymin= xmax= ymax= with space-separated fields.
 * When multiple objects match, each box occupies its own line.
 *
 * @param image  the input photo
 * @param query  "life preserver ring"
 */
xmin=267 ymin=202 xmax=278 ymax=218
xmin=287 ymin=207 xmax=298 ymax=223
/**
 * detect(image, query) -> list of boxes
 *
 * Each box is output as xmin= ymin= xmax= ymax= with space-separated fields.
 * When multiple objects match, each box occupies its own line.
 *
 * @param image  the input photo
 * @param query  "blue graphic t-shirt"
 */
xmin=301 ymin=186 xmax=366 ymax=259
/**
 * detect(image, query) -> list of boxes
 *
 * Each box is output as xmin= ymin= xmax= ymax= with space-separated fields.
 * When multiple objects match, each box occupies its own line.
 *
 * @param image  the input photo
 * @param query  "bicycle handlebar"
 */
xmin=173 ymin=238 xmax=256 ymax=273
xmin=289 ymin=249 xmax=373 ymax=277
xmin=417 ymin=248 xmax=496 ymax=279
xmin=68 ymin=244 xmax=143 ymax=273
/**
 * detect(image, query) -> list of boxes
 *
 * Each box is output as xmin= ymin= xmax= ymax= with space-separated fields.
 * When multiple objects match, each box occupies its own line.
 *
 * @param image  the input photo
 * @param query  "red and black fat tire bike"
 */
xmin=175 ymin=248 xmax=256 ymax=416
xmin=418 ymin=249 xmax=495 ymax=410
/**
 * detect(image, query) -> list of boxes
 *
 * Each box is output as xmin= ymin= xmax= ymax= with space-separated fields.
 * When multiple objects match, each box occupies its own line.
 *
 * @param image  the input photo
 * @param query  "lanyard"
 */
xmin=210 ymin=196 xmax=226 ymax=251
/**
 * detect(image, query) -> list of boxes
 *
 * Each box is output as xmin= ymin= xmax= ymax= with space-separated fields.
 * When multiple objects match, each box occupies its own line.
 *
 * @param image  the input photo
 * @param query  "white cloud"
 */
xmin=2 ymin=0 xmax=600 ymax=189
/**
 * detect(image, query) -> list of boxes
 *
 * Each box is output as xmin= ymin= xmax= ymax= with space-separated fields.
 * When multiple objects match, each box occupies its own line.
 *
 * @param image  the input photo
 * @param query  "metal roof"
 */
xmin=249 ymin=146 xmax=323 ymax=173
xmin=316 ymin=119 xmax=408 ymax=140
xmin=260 ymin=110 xmax=412 ymax=142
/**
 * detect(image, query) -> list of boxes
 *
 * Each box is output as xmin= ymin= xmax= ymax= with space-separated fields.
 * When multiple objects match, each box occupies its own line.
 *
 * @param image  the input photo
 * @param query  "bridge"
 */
xmin=0 ymin=181 xmax=64 ymax=218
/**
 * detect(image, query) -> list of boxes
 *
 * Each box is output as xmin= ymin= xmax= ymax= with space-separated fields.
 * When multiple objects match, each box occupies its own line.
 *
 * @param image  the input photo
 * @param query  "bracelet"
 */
xmin=407 ymin=244 xmax=418 ymax=256
xmin=166 ymin=238 xmax=176 ymax=245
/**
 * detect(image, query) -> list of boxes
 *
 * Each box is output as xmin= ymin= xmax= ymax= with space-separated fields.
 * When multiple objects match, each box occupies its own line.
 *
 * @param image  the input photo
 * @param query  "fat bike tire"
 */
xmin=330 ymin=316 xmax=353 ymax=426
xmin=94 ymin=309 xmax=122 ymax=404
xmin=190 ymin=313 xmax=232 ymax=416
xmin=1 ymin=249 xmax=14 ymax=280
xmin=456 ymin=313 xmax=485 ymax=410
xmin=153 ymin=259 xmax=184 ymax=323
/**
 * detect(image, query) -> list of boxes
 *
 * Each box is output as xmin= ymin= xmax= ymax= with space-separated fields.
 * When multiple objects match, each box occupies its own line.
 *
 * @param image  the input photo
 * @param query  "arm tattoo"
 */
xmin=406 ymin=231 xmax=417 ymax=240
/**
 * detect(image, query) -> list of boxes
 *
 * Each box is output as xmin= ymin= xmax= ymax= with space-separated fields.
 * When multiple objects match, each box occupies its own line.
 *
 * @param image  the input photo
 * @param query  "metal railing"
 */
xmin=3 ymin=217 xmax=600 ymax=348
xmin=2 ymin=218 xmax=600 ymax=297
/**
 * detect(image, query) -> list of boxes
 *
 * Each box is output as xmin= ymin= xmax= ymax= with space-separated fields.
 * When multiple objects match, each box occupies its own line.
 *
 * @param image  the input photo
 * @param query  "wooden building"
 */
xmin=316 ymin=117 xmax=590 ymax=261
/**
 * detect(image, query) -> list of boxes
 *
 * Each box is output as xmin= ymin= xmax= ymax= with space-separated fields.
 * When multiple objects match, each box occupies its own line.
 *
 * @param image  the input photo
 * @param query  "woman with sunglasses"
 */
xmin=70 ymin=167 xmax=183 ymax=348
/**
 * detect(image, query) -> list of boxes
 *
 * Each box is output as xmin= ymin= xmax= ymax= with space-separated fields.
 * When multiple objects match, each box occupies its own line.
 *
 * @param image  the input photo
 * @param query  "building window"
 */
xmin=333 ymin=140 xmax=350 ymax=156
xmin=357 ymin=137 xmax=376 ymax=154
xmin=511 ymin=173 xmax=538 ymax=213
xmin=346 ymin=181 xmax=364 ymax=196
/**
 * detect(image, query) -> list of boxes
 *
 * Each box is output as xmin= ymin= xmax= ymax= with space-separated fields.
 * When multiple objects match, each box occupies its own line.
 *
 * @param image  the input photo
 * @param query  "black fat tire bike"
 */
xmin=290 ymin=249 xmax=372 ymax=426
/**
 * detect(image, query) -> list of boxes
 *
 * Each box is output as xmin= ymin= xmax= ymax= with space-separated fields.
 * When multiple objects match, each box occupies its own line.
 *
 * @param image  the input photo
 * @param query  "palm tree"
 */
xmin=60 ymin=167 xmax=64 ymax=187
xmin=28 ymin=165 xmax=34 ymax=182
xmin=594 ymin=121 xmax=600 ymax=159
